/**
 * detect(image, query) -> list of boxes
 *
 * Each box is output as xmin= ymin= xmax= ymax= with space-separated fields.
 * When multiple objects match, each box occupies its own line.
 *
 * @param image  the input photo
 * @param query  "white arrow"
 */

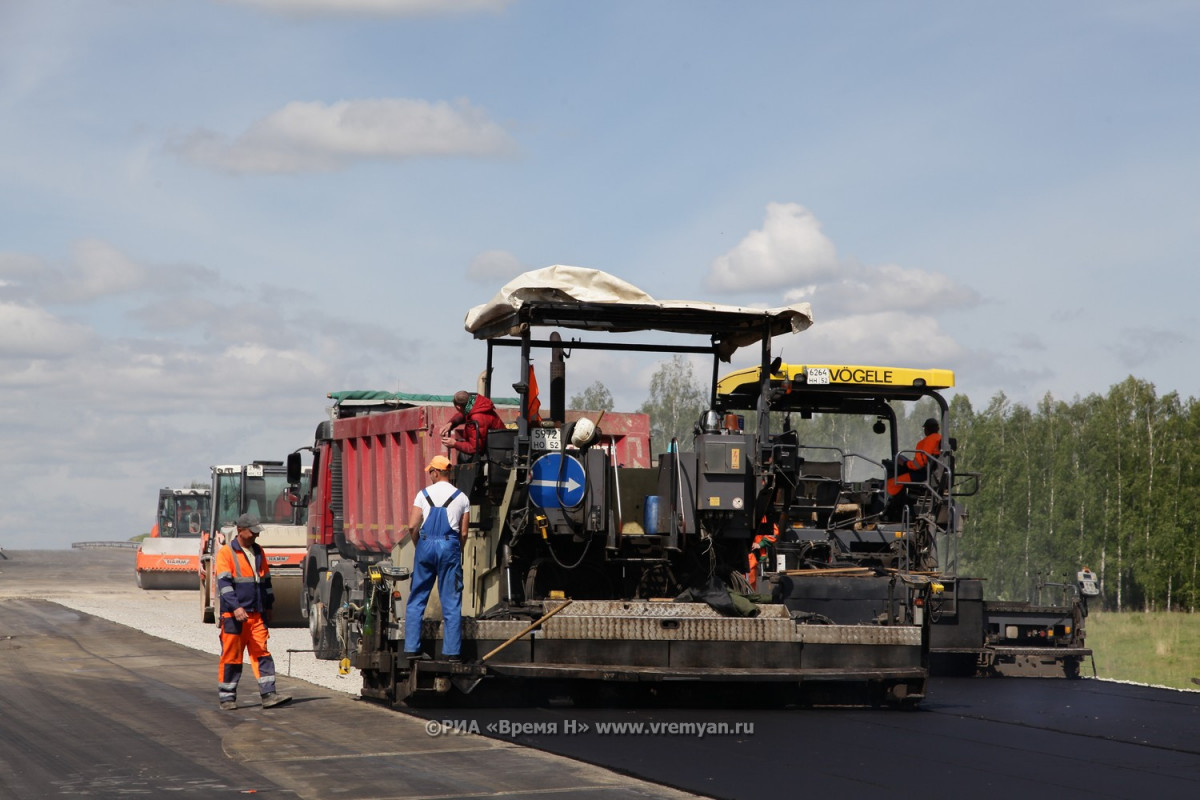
xmin=530 ymin=477 xmax=582 ymax=492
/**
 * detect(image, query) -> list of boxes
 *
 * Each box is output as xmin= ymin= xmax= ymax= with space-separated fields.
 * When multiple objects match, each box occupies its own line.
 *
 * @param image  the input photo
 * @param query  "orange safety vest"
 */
xmin=215 ymin=540 xmax=273 ymax=615
xmin=887 ymin=432 xmax=942 ymax=495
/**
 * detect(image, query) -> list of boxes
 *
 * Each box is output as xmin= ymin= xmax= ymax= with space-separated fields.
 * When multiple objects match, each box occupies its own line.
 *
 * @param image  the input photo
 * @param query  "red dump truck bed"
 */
xmin=329 ymin=405 xmax=650 ymax=555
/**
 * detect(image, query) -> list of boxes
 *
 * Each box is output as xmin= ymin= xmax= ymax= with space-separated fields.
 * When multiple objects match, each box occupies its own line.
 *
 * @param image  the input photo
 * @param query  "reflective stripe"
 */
xmin=230 ymin=546 xmax=261 ymax=584
xmin=217 ymin=541 xmax=272 ymax=614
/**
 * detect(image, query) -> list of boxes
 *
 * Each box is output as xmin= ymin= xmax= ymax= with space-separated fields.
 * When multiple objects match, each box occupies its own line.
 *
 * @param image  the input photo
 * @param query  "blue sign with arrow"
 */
xmin=529 ymin=453 xmax=587 ymax=508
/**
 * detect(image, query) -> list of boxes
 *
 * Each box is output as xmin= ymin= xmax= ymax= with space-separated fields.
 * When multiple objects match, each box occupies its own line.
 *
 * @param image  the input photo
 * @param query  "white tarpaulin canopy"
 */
xmin=464 ymin=265 xmax=813 ymax=360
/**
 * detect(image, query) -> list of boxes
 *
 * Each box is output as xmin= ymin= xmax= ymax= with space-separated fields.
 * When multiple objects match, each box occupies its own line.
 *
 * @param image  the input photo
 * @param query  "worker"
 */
xmin=885 ymin=418 xmax=943 ymax=514
xmin=403 ymin=455 xmax=471 ymax=662
xmin=216 ymin=513 xmax=291 ymax=710
xmin=747 ymin=523 xmax=779 ymax=592
xmin=439 ymin=390 xmax=506 ymax=458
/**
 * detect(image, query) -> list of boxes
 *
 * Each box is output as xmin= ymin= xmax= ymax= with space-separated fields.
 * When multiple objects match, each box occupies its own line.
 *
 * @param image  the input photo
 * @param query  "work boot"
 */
xmin=261 ymin=692 xmax=292 ymax=709
xmin=404 ymin=651 xmax=429 ymax=661
xmin=446 ymin=655 xmax=462 ymax=663
xmin=219 ymin=700 xmax=237 ymax=711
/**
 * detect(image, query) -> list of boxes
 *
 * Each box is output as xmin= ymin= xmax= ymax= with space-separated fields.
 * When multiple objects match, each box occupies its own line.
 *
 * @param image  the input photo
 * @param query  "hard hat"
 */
xmin=570 ymin=417 xmax=596 ymax=447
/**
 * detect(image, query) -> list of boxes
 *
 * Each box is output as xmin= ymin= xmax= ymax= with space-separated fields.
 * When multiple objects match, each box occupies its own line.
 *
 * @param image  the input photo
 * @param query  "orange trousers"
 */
xmin=217 ymin=612 xmax=276 ymax=702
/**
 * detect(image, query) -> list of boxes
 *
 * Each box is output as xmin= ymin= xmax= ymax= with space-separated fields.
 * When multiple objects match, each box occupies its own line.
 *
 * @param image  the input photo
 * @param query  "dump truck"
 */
xmin=296 ymin=266 xmax=932 ymax=707
xmin=715 ymin=362 xmax=1096 ymax=679
xmin=135 ymin=487 xmax=211 ymax=590
xmin=199 ymin=461 xmax=309 ymax=626
xmin=296 ymin=390 xmax=650 ymax=662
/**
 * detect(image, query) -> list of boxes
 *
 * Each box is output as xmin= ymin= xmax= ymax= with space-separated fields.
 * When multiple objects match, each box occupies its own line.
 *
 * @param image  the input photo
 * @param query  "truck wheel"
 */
xmin=310 ymin=600 xmax=338 ymax=660
xmin=1063 ymin=657 xmax=1081 ymax=680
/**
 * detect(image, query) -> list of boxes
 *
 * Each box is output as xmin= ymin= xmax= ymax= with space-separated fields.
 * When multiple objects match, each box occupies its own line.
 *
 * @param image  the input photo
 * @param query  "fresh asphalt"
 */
xmin=3 ymin=549 xmax=1199 ymax=799
xmin=404 ymin=677 xmax=1200 ymax=799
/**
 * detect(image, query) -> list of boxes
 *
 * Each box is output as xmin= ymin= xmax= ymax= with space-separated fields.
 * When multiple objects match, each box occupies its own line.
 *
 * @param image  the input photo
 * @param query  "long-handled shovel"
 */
xmin=452 ymin=599 xmax=574 ymax=694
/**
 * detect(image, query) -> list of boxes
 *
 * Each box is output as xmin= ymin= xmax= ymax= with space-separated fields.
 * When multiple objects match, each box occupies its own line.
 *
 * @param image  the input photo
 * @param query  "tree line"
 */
xmin=572 ymin=361 xmax=1200 ymax=612
xmin=950 ymin=377 xmax=1200 ymax=612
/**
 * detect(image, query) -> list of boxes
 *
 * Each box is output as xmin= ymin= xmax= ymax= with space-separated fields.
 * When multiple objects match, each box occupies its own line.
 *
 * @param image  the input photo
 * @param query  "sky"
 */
xmin=1 ymin=0 xmax=1197 ymax=550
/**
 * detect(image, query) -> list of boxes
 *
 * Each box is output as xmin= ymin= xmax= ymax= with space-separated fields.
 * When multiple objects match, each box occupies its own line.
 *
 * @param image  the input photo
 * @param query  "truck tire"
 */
xmin=309 ymin=600 xmax=339 ymax=660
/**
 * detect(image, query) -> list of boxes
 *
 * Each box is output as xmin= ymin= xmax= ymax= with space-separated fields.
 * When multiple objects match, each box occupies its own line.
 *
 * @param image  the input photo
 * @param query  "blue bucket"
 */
xmin=643 ymin=496 xmax=660 ymax=534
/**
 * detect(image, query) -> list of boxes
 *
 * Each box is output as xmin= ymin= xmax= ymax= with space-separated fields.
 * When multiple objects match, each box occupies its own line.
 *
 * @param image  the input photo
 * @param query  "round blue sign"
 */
xmin=529 ymin=453 xmax=587 ymax=508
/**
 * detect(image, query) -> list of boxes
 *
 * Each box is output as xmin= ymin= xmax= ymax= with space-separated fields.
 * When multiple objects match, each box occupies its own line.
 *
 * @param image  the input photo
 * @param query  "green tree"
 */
xmin=639 ymin=355 xmax=708 ymax=452
xmin=916 ymin=377 xmax=1199 ymax=612
xmin=570 ymin=381 xmax=614 ymax=412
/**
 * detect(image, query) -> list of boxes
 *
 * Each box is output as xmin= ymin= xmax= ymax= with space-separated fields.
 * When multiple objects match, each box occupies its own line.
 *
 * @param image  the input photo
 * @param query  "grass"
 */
xmin=1086 ymin=611 xmax=1200 ymax=691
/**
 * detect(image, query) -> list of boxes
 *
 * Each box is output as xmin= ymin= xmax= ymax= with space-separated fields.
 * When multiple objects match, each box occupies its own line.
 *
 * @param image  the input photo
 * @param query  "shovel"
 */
xmin=451 ymin=599 xmax=574 ymax=694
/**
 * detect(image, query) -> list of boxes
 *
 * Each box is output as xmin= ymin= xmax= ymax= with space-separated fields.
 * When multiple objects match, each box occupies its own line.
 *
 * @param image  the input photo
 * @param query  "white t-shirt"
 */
xmin=413 ymin=481 xmax=471 ymax=533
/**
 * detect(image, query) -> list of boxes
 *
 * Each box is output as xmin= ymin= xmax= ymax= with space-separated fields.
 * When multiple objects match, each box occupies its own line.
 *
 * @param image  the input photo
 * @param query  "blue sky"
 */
xmin=1 ymin=0 xmax=1197 ymax=549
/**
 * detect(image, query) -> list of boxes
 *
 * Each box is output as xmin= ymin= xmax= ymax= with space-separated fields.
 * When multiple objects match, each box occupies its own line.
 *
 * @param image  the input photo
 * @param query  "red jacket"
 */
xmin=447 ymin=394 xmax=506 ymax=455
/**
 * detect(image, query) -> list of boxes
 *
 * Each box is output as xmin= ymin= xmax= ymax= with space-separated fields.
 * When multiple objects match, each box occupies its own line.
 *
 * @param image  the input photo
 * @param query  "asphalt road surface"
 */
xmin=0 ymin=549 xmax=697 ymax=800
xmin=3 ymin=548 xmax=1199 ymax=799
xmin=406 ymin=677 xmax=1200 ymax=799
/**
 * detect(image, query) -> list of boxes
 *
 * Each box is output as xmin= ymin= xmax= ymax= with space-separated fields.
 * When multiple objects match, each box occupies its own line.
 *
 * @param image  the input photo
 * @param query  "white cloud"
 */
xmin=468 ymin=250 xmax=527 ymax=283
xmin=4 ymin=240 xmax=219 ymax=306
xmin=796 ymin=311 xmax=968 ymax=368
xmin=0 ymin=252 xmax=44 ymax=295
xmin=47 ymin=238 xmax=148 ymax=302
xmin=784 ymin=262 xmax=980 ymax=317
xmin=708 ymin=203 xmax=840 ymax=292
xmin=172 ymin=98 xmax=517 ymax=174
xmin=0 ymin=238 xmax=428 ymax=547
xmin=132 ymin=295 xmax=221 ymax=332
xmin=707 ymin=204 xmax=978 ymax=346
xmin=0 ymin=302 xmax=93 ymax=359
xmin=220 ymin=0 xmax=513 ymax=16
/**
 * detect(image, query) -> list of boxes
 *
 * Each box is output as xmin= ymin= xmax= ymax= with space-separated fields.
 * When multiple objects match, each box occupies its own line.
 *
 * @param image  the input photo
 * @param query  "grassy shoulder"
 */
xmin=1086 ymin=611 xmax=1200 ymax=691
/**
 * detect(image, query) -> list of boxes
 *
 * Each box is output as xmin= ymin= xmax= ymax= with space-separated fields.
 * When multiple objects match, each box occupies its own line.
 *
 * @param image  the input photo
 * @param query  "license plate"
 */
xmin=531 ymin=428 xmax=561 ymax=451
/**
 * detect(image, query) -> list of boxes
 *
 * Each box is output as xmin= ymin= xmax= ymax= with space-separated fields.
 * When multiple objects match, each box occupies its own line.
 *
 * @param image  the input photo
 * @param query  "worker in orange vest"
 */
xmin=215 ymin=513 xmax=291 ymax=710
xmin=885 ymin=418 xmax=942 ymax=515
xmin=747 ymin=522 xmax=779 ymax=592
